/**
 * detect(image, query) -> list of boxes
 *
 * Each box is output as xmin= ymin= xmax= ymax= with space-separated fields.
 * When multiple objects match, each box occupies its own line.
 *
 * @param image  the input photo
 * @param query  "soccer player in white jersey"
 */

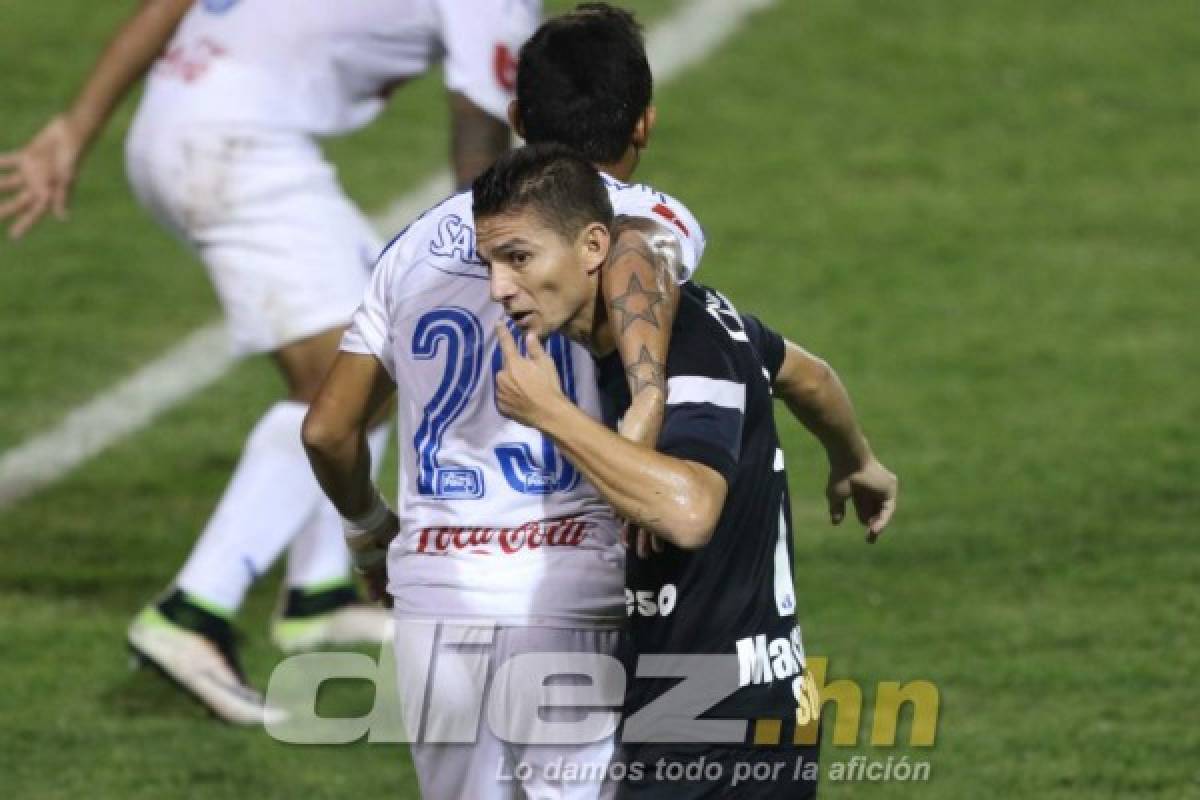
xmin=0 ymin=0 xmax=541 ymax=724
xmin=302 ymin=6 xmax=704 ymax=797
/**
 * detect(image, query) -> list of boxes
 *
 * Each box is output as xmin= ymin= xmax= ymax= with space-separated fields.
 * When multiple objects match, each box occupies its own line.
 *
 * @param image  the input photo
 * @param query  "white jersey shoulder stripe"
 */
xmin=667 ymin=376 xmax=746 ymax=412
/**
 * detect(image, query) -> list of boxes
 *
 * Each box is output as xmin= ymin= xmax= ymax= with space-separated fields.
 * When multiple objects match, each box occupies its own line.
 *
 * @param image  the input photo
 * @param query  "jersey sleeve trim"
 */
xmin=340 ymin=315 xmax=394 ymax=381
xmin=741 ymin=314 xmax=787 ymax=382
xmin=667 ymin=376 xmax=747 ymax=412
xmin=659 ymin=400 xmax=744 ymax=485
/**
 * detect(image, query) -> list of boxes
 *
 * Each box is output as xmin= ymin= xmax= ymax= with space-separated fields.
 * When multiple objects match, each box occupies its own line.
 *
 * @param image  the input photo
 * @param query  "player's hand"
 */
xmin=345 ymin=507 xmax=399 ymax=608
xmin=494 ymin=322 xmax=566 ymax=427
xmin=621 ymin=523 xmax=665 ymax=559
xmin=0 ymin=115 xmax=84 ymax=239
xmin=360 ymin=561 xmax=392 ymax=609
xmin=827 ymin=457 xmax=898 ymax=544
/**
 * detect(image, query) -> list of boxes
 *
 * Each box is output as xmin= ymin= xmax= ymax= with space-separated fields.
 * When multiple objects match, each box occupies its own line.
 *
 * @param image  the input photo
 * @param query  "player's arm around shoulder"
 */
xmin=493 ymin=323 xmax=726 ymax=550
xmin=602 ymin=190 xmax=705 ymax=553
xmin=772 ymin=336 xmax=899 ymax=543
xmin=602 ymin=215 xmax=689 ymax=447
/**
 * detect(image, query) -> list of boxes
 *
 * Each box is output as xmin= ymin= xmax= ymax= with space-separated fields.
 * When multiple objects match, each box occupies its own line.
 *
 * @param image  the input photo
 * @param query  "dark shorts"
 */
xmin=615 ymin=740 xmax=820 ymax=799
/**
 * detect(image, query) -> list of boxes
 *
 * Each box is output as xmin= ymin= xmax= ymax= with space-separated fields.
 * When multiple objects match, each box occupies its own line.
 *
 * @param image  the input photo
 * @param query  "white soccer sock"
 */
xmin=284 ymin=422 xmax=392 ymax=591
xmin=176 ymin=401 xmax=323 ymax=612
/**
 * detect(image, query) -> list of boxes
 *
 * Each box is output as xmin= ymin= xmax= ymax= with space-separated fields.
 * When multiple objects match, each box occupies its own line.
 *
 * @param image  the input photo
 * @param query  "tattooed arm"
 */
xmin=494 ymin=324 xmax=725 ymax=550
xmin=603 ymin=215 xmax=685 ymax=447
xmin=601 ymin=216 xmax=687 ymax=556
xmin=447 ymin=91 xmax=511 ymax=189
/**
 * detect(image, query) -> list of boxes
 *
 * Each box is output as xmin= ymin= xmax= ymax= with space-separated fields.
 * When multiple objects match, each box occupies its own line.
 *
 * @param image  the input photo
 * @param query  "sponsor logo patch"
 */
xmin=414 ymin=517 xmax=591 ymax=556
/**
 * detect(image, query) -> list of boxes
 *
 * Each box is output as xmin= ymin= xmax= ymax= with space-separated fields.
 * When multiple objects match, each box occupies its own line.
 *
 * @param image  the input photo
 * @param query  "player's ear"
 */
xmin=508 ymin=101 xmax=526 ymax=139
xmin=632 ymin=105 xmax=656 ymax=150
xmin=581 ymin=222 xmax=610 ymax=275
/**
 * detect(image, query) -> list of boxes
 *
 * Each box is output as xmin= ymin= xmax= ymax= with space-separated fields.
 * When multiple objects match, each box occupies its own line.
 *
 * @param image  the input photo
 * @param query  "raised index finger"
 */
xmin=525 ymin=330 xmax=550 ymax=360
xmin=495 ymin=321 xmax=520 ymax=365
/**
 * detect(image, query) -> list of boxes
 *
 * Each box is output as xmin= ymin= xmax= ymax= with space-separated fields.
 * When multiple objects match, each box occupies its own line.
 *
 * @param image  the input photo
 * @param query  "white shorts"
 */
xmin=125 ymin=107 xmax=381 ymax=356
xmin=392 ymin=618 xmax=622 ymax=800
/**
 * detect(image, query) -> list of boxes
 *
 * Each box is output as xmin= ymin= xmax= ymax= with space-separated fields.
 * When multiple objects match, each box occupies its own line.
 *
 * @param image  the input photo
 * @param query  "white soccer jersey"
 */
xmin=342 ymin=178 xmax=706 ymax=625
xmin=137 ymin=0 xmax=540 ymax=135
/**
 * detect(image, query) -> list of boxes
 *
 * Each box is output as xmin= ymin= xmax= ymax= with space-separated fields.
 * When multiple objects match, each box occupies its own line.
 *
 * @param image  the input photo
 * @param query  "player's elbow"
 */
xmin=668 ymin=506 xmax=719 ymax=550
xmin=301 ymin=405 xmax=352 ymax=457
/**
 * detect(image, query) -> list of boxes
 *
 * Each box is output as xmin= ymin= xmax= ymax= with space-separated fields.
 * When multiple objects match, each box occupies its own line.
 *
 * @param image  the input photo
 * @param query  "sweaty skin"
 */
xmin=603 ymin=215 xmax=684 ymax=446
xmin=599 ymin=216 xmax=685 ymax=554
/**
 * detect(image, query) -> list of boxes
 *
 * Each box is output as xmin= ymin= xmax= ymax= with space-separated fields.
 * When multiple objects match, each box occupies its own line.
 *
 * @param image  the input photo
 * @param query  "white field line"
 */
xmin=0 ymin=0 xmax=776 ymax=509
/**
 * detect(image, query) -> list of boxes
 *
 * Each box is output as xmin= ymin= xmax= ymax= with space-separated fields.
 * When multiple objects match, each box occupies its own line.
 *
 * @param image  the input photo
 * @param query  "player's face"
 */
xmin=478 ymin=208 xmax=608 ymax=341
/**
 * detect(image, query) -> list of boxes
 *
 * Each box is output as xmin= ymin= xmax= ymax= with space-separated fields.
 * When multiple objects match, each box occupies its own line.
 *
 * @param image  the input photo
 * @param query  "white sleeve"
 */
xmin=618 ymin=189 xmax=708 ymax=281
xmin=435 ymin=0 xmax=542 ymax=121
xmin=341 ymin=243 xmax=401 ymax=380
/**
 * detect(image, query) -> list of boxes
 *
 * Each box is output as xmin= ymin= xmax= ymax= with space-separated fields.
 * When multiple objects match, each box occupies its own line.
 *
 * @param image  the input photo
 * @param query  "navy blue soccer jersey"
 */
xmin=595 ymin=282 xmax=807 ymax=725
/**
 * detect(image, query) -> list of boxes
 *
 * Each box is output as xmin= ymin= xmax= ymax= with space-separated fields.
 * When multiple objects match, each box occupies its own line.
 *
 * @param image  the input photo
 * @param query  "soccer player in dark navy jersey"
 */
xmin=475 ymin=144 xmax=899 ymax=798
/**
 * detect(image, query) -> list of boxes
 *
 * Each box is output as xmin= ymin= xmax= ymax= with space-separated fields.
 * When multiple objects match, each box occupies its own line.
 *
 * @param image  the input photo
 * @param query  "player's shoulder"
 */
xmin=603 ymin=174 xmax=706 ymax=276
xmin=665 ymin=282 xmax=752 ymax=378
xmin=676 ymin=282 xmax=741 ymax=337
xmin=376 ymin=189 xmax=489 ymax=283
xmin=433 ymin=0 xmax=540 ymax=29
xmin=605 ymin=176 xmax=702 ymax=240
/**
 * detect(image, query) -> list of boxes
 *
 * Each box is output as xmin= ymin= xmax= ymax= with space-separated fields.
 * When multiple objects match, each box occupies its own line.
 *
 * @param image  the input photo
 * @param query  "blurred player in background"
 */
xmin=302 ymin=5 xmax=704 ymax=797
xmin=0 ymin=0 xmax=541 ymax=724
xmin=477 ymin=144 xmax=898 ymax=798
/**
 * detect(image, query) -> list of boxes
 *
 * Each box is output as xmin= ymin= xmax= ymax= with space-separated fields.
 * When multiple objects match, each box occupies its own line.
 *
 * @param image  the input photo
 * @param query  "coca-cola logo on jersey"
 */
xmin=415 ymin=517 xmax=590 ymax=556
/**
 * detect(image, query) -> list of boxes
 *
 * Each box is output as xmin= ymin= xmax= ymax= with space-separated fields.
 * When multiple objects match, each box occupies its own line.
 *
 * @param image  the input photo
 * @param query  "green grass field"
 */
xmin=2 ymin=0 xmax=1198 ymax=797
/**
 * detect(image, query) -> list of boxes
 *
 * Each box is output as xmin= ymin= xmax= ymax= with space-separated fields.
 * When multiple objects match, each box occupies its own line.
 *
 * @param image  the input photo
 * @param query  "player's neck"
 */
xmin=594 ymin=149 xmax=639 ymax=183
xmin=581 ymin=291 xmax=617 ymax=358
xmin=560 ymin=289 xmax=616 ymax=358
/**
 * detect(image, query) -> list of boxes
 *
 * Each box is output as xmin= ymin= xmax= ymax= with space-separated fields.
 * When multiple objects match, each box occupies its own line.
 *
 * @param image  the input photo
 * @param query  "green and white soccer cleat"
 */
xmin=270 ymin=603 xmax=394 ymax=654
xmin=270 ymin=583 xmax=393 ymax=653
xmin=127 ymin=605 xmax=287 ymax=726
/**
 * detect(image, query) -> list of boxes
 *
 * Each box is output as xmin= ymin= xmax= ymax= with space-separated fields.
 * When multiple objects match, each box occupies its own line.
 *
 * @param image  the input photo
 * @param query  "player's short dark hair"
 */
xmin=472 ymin=143 xmax=614 ymax=241
xmin=516 ymin=3 xmax=652 ymax=164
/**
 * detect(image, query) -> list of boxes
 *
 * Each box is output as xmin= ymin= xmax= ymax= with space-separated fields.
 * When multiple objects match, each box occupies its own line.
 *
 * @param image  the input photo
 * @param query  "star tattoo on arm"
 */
xmin=605 ymin=216 xmax=683 ymax=337
xmin=603 ymin=218 xmax=683 ymax=439
xmin=609 ymin=270 xmax=667 ymax=335
xmin=625 ymin=345 xmax=667 ymax=398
